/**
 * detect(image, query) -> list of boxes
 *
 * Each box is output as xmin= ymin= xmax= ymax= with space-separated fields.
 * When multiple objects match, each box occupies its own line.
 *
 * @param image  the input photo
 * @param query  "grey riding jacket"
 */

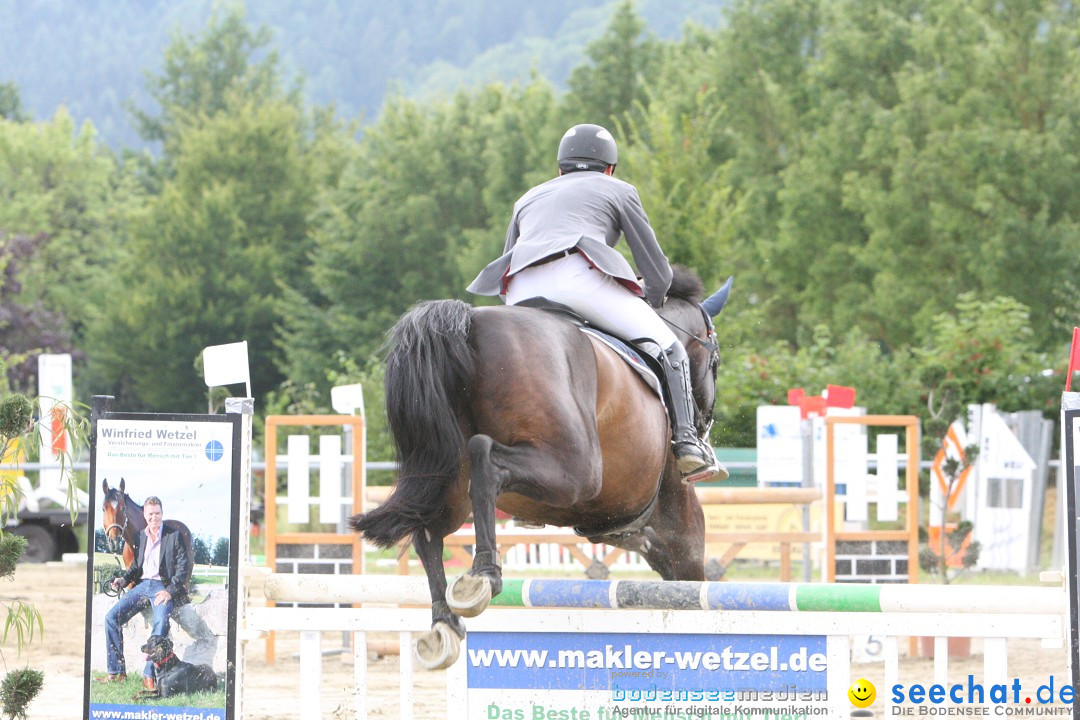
xmin=466 ymin=172 xmax=673 ymax=309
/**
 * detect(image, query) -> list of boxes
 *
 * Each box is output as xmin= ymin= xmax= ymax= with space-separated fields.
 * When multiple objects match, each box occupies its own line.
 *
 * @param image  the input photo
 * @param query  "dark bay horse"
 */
xmin=349 ymin=267 xmax=730 ymax=669
xmin=101 ymin=478 xmax=195 ymax=592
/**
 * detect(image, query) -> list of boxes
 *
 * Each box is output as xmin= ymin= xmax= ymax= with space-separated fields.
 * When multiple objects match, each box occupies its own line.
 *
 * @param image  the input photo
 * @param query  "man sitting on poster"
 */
xmin=97 ymin=496 xmax=191 ymax=690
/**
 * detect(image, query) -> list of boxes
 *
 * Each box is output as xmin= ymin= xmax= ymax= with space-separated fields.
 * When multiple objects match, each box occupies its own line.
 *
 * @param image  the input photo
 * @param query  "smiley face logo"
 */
xmin=848 ymin=678 xmax=876 ymax=708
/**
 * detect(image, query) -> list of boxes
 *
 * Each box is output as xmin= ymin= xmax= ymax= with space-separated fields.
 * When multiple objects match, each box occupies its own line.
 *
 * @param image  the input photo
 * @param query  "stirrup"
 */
xmin=680 ymin=460 xmax=729 ymax=485
xmin=673 ymin=439 xmax=729 ymax=485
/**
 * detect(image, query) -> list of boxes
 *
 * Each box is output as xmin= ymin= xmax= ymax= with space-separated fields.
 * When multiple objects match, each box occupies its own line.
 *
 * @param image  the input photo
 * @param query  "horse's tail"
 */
xmin=348 ymin=300 xmax=475 ymax=548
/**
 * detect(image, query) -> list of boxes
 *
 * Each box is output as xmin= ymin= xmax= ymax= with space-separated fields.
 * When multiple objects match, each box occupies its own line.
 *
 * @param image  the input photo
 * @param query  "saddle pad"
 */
xmin=579 ymin=327 xmax=664 ymax=402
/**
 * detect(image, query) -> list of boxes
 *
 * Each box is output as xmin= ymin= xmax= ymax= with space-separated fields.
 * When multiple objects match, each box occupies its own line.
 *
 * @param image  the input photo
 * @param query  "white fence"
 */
xmin=246 ymin=574 xmax=1069 ymax=720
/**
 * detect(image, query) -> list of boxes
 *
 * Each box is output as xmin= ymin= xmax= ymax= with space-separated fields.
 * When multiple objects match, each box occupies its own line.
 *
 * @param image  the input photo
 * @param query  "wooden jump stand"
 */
xmin=263 ymin=414 xmax=365 ymax=664
xmin=823 ymin=414 xmax=921 ymax=584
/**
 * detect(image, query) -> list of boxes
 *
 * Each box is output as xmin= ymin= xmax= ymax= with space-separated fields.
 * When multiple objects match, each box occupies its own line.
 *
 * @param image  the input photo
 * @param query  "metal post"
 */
xmin=226 ymin=397 xmax=254 ymax=720
xmin=800 ymin=418 xmax=813 ymax=582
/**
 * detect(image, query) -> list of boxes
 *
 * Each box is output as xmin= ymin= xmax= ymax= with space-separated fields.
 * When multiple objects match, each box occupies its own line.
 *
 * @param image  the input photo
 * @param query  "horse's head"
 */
xmin=659 ymin=267 xmax=732 ymax=441
xmin=101 ymin=477 xmax=130 ymax=555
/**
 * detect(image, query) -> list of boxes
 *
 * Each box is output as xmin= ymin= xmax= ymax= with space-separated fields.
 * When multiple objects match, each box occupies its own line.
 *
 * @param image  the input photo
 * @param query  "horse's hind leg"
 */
xmin=412 ymin=529 xmax=466 ymax=670
xmin=448 ymin=432 xmax=602 ymax=617
xmin=445 ymin=434 xmax=506 ymax=618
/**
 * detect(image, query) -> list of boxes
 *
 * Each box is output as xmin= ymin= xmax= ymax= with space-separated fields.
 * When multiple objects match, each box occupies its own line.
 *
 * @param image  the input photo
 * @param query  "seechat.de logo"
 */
xmin=204 ymin=440 xmax=225 ymax=461
xmin=849 ymin=678 xmax=877 ymax=716
xmin=848 ymin=678 xmax=876 ymax=708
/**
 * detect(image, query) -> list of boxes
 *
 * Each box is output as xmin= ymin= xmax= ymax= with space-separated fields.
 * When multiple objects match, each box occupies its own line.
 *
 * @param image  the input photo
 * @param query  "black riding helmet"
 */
xmin=557 ymin=123 xmax=618 ymax=174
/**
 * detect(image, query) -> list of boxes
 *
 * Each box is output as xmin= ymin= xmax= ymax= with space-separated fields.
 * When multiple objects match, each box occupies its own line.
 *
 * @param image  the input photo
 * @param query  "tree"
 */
xmin=842 ymin=0 xmax=1080 ymax=349
xmin=0 ymin=83 xmax=27 ymax=122
xmin=641 ymin=0 xmax=827 ymax=346
xmin=565 ymin=1 xmax=659 ymax=129
xmin=712 ymin=324 xmax=922 ymax=447
xmin=130 ymin=5 xmax=292 ymax=158
xmin=86 ymin=10 xmax=352 ymax=411
xmin=0 ymin=234 xmax=75 ymax=392
xmin=278 ymin=82 xmax=559 ymax=394
xmin=87 ymin=100 xmax=320 ymax=409
xmin=192 ymin=536 xmax=211 ymax=565
xmin=0 ymin=110 xmax=129 ymax=394
xmin=620 ymin=88 xmax=737 ymax=291
xmin=211 ymin=536 xmax=230 ymax=566
xmin=914 ymin=293 xmax=1052 ymax=414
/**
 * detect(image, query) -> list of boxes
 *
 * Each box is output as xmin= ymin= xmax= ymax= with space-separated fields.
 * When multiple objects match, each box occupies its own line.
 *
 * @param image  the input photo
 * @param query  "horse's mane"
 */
xmin=667 ymin=265 xmax=705 ymax=304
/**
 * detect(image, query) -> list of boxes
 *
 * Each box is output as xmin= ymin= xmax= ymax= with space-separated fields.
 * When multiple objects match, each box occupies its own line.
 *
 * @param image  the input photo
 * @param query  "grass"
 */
xmin=88 ymin=671 xmax=225 ymax=708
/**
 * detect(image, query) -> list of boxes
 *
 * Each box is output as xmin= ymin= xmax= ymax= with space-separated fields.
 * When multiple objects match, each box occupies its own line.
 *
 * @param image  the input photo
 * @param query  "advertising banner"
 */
xmin=467 ymin=631 xmax=829 ymax=719
xmin=1063 ymin=406 xmax=1080 ymax=717
xmin=82 ymin=409 xmax=242 ymax=720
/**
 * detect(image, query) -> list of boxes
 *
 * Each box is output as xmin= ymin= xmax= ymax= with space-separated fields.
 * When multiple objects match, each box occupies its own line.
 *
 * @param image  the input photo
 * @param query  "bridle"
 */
xmin=103 ymin=493 xmax=129 ymax=554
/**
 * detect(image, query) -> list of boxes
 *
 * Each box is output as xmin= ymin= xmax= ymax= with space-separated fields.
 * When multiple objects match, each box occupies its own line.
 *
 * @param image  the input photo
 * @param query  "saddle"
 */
xmin=513 ymin=297 xmax=665 ymax=402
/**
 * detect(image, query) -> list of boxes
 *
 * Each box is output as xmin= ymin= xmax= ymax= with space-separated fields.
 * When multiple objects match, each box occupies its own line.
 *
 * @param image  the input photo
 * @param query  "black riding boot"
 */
xmin=638 ymin=340 xmax=721 ymax=482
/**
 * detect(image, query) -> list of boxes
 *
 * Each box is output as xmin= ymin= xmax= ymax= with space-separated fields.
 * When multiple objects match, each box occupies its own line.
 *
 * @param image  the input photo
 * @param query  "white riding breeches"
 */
xmin=504 ymin=251 xmax=678 ymax=349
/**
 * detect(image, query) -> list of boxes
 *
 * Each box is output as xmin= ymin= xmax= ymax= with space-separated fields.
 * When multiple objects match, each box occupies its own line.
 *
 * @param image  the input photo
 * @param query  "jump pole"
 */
xmin=248 ymin=575 xmax=1067 ymax=720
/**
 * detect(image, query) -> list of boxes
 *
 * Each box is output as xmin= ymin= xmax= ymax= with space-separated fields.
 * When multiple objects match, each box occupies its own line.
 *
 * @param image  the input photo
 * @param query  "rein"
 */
xmin=661 ymin=308 xmax=718 ymax=354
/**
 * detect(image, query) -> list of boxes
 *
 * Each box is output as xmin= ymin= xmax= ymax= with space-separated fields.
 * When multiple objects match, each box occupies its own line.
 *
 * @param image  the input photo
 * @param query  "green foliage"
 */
xmin=0 ymin=536 xmax=24 ymax=582
xmin=327 ymin=354 xmax=393 ymax=475
xmin=712 ymin=324 xmax=922 ymax=447
xmin=279 ymin=81 xmax=561 ymax=395
xmin=0 ymin=110 xmax=131 ymax=395
xmin=840 ymin=0 xmax=1080 ymax=349
xmin=130 ymin=5 xmax=290 ymax=155
xmin=0 ymin=668 xmax=43 ymax=720
xmin=192 ymin=536 xmax=211 ymax=565
xmin=621 ymin=90 xmax=737 ymax=290
xmin=919 ymin=468 xmax=982 ymax=584
xmin=0 ymin=393 xmax=88 ymax=526
xmin=84 ymin=8 xmax=353 ymax=411
xmin=0 ymin=601 xmax=42 ymax=651
xmin=565 ymin=0 xmax=659 ymax=129
xmin=911 ymin=293 xmax=1058 ymax=466
xmin=0 ymin=361 xmax=88 ymax=718
xmin=2 ymin=0 xmax=1078 ymax=461
xmin=0 ymin=397 xmax=31 ymax=443
xmin=0 ymin=84 xmax=27 ymax=123
xmin=212 ymin=537 xmax=230 ymax=566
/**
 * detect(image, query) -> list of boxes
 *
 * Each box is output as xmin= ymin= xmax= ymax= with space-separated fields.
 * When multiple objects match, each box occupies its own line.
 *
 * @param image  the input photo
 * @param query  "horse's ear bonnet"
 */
xmin=702 ymin=276 xmax=733 ymax=318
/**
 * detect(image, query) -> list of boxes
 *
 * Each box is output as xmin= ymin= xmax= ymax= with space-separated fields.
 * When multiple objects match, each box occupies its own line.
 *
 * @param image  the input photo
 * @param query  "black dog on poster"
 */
xmin=140 ymin=635 xmax=218 ymax=698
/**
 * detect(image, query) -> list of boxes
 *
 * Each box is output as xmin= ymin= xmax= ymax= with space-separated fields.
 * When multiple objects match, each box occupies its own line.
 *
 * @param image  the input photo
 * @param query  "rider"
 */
xmin=467 ymin=123 xmax=719 ymax=482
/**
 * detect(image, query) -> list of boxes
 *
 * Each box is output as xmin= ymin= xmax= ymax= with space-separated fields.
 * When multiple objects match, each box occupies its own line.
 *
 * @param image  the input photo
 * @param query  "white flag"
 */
xmin=331 ymin=383 xmax=365 ymax=416
xmin=203 ymin=341 xmax=250 ymax=388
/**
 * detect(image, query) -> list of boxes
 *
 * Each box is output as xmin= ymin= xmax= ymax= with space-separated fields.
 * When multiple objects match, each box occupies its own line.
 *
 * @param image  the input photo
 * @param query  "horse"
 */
xmin=349 ymin=266 xmax=730 ymax=669
xmin=100 ymin=477 xmax=195 ymax=595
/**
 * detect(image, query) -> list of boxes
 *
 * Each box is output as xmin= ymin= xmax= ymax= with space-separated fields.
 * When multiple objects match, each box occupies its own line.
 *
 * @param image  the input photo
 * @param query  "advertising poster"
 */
xmin=467 ymin=631 xmax=830 ymax=719
xmin=1064 ymin=408 xmax=1080 ymax=717
xmin=82 ymin=411 xmax=241 ymax=720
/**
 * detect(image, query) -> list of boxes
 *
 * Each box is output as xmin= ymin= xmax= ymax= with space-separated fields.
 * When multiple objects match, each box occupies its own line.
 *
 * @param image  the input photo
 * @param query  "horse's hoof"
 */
xmin=414 ymin=621 xmax=461 ymax=670
xmin=446 ymin=574 xmax=492 ymax=618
